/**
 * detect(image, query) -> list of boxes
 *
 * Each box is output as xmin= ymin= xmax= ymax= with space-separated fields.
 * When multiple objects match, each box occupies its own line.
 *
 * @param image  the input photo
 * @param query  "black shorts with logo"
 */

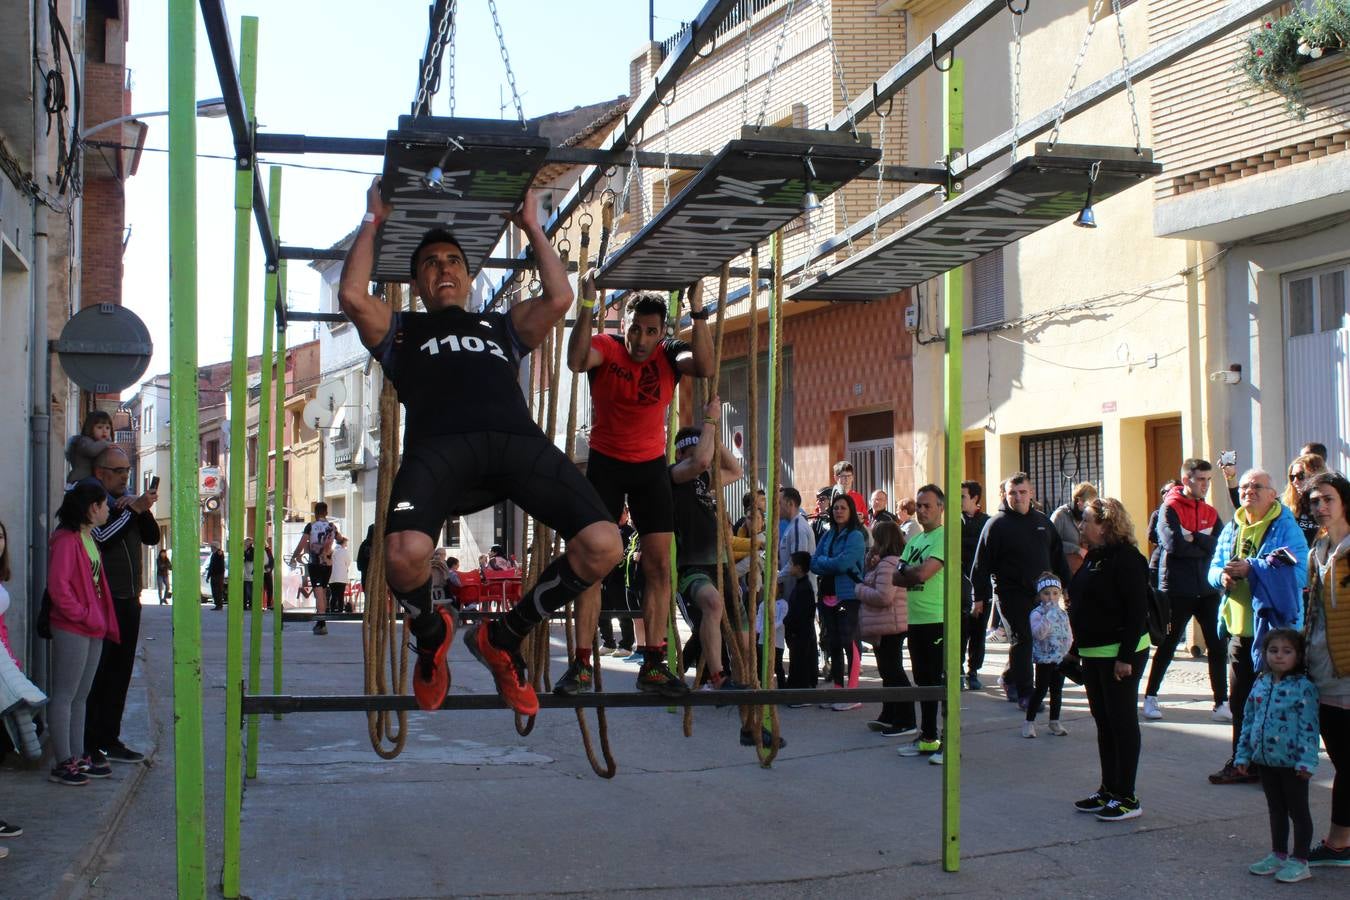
xmin=585 ymin=449 xmax=675 ymax=535
xmin=387 ymin=430 xmax=611 ymax=542
xmin=307 ymin=562 xmax=332 ymax=589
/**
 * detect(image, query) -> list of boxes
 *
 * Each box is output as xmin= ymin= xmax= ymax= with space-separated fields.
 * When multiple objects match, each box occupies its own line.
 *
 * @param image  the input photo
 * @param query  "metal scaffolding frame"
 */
xmin=164 ymin=2 xmax=1288 ymax=896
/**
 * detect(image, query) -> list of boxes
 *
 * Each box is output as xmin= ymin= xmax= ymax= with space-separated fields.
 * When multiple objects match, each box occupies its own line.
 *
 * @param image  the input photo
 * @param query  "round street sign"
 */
xmin=54 ymin=303 xmax=153 ymax=393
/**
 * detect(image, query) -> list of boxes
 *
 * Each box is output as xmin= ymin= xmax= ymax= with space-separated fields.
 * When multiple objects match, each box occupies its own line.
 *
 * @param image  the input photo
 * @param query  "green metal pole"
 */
xmin=941 ymin=57 xmax=966 ymax=874
xmin=758 ymin=234 xmax=781 ymax=755
xmin=273 ymin=261 xmax=289 ymax=715
xmin=246 ymin=167 xmax=280 ymax=776
xmin=222 ymin=16 xmax=258 ymax=897
xmin=167 ymin=0 xmax=207 ymax=895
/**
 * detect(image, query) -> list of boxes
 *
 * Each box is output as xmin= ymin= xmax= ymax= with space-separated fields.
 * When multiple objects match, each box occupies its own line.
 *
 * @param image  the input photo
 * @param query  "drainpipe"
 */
xmin=27 ymin=0 xmax=53 ymax=687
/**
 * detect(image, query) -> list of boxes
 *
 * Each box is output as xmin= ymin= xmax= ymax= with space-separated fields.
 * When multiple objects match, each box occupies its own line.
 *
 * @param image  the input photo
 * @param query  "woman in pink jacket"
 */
xmin=858 ymin=521 xmax=915 ymax=737
xmin=47 ymin=480 xmax=119 ymax=786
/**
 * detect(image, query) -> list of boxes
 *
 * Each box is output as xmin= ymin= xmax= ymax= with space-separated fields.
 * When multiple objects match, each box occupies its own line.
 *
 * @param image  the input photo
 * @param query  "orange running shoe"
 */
xmin=465 ymin=623 xmax=539 ymax=716
xmin=411 ymin=607 xmax=454 ymax=711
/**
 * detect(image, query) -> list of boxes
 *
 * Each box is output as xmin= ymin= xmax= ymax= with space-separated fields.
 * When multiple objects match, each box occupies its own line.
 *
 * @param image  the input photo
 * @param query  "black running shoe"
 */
xmin=553 ymin=660 xmax=594 ymax=696
xmin=1073 ymin=790 xmax=1108 ymax=813
xmin=637 ymin=659 xmax=689 ymax=697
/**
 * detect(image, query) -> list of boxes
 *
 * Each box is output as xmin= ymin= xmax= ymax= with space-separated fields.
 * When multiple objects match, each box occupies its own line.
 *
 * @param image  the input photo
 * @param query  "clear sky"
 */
xmin=120 ymin=0 xmax=711 ymax=390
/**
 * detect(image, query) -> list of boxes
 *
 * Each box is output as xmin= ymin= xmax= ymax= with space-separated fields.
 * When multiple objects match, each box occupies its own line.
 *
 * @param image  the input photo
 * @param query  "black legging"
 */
xmin=872 ymin=632 xmax=915 ymax=729
xmin=1260 ymin=766 xmax=1314 ymax=859
xmin=1228 ymin=634 xmax=1256 ymax=759
xmin=1025 ymin=662 xmax=1064 ymax=722
xmin=962 ymin=599 xmax=991 ymax=675
xmin=1144 ymin=592 xmax=1226 ymax=703
xmin=822 ymin=602 xmax=860 ymax=687
xmin=909 ymin=623 xmax=944 ymax=742
xmin=1082 ymin=650 xmax=1148 ymax=799
xmin=1322 ymin=703 xmax=1350 ymax=829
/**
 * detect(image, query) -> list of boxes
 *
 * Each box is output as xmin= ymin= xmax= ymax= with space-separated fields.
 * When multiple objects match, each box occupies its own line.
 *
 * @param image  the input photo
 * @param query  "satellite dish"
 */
xmin=304 ymin=380 xmax=345 ymax=430
xmin=302 ymin=399 xmax=331 ymax=430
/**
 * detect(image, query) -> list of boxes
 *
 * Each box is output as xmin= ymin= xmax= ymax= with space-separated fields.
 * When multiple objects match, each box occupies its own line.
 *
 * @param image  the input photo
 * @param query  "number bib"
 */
xmin=378 ymin=306 xmax=536 ymax=439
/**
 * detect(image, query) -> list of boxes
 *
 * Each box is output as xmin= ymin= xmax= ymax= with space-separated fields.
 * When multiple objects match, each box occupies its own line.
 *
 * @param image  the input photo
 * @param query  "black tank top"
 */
xmin=376 ymin=306 xmax=535 ymax=440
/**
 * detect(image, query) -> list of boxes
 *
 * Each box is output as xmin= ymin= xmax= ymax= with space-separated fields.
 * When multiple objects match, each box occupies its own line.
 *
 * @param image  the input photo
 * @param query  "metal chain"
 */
xmin=1048 ymin=0 xmax=1106 ymax=147
xmin=754 ymin=0 xmax=798 ymax=131
xmin=1111 ymin=0 xmax=1143 ymax=153
xmin=414 ymin=0 xmax=456 ymax=116
xmin=613 ymin=140 xmax=641 ymax=252
xmin=872 ymin=102 xmax=887 ymax=244
xmin=446 ymin=0 xmax=458 ymax=115
xmin=488 ymin=0 xmax=526 ymax=125
xmin=740 ymin=0 xmax=753 ymax=125
xmin=1010 ymin=5 xmax=1024 ymax=161
xmin=819 ymin=0 xmax=860 ymax=140
xmin=662 ymin=95 xmax=673 ymax=213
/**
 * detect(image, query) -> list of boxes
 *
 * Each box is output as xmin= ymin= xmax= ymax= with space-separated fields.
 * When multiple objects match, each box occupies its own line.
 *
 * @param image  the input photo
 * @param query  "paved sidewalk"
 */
xmin=4 ymin=596 xmax=1346 ymax=898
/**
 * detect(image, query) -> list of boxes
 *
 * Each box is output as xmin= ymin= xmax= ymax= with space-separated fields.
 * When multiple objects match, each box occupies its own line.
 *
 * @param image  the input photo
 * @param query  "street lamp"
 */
xmin=79 ymin=97 xmax=228 ymax=140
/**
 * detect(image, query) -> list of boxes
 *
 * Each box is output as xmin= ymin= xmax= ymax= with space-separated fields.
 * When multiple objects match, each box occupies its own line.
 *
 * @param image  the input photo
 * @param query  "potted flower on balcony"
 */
xmin=1237 ymin=0 xmax=1349 ymax=117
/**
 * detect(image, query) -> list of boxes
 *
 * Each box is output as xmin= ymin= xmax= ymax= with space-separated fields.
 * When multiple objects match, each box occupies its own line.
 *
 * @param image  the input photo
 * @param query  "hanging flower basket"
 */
xmin=1236 ymin=0 xmax=1350 ymax=118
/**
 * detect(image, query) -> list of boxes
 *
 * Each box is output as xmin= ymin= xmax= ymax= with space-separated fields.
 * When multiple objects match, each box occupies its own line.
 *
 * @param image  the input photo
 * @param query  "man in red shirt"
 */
xmin=560 ymin=275 xmax=713 ymax=696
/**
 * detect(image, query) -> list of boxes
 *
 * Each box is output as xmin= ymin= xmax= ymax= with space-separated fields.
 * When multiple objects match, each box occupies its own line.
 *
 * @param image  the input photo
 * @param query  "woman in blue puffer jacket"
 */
xmin=812 ymin=493 xmax=867 ymax=700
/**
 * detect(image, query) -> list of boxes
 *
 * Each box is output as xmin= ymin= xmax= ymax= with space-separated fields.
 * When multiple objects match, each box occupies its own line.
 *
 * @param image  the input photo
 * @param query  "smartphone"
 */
xmin=1218 ymin=450 xmax=1236 ymax=468
xmin=149 ymin=475 xmax=160 ymax=492
xmin=1269 ymin=547 xmax=1298 ymax=568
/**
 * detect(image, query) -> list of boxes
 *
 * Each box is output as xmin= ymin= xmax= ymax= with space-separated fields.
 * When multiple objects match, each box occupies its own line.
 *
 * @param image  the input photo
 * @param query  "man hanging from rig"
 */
xmin=338 ymin=178 xmax=621 ymax=715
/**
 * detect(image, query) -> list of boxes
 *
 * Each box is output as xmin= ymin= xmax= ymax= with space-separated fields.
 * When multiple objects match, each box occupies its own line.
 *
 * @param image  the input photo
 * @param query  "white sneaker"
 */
xmin=1142 ymin=696 xmax=1162 ymax=720
xmin=1021 ymin=721 xmax=1037 ymax=739
xmin=1047 ymin=720 xmax=1069 ymax=736
xmin=1212 ymin=701 xmax=1233 ymax=722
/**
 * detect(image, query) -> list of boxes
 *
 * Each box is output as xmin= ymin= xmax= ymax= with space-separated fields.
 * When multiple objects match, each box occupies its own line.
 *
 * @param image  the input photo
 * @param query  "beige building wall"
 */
xmin=902 ymin=0 xmax=1207 ymax=527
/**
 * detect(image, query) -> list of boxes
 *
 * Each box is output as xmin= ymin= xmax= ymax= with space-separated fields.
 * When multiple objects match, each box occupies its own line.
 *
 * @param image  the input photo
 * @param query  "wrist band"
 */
xmin=580 ymin=299 xmax=597 ymax=310
xmin=362 ymin=212 xmax=382 ymax=225
xmin=703 ymin=416 xmax=717 ymax=424
xmin=689 ymin=308 xmax=711 ymax=320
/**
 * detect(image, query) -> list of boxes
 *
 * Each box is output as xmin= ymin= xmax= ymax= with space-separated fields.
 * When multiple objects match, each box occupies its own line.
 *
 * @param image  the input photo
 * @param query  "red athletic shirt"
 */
xmin=587 ymin=334 xmax=688 ymax=462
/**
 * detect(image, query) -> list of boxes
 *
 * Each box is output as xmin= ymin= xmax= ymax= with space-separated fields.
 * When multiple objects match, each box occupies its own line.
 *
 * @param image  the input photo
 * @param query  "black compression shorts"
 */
xmin=585 ymin=449 xmax=675 ymax=535
xmin=307 ymin=562 xmax=332 ymax=589
xmin=387 ymin=430 xmax=611 ymax=542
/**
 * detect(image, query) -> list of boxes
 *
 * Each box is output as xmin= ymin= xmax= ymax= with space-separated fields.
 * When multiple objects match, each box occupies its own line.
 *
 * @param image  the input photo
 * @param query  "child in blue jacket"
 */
xmin=1235 ymin=628 xmax=1321 ymax=884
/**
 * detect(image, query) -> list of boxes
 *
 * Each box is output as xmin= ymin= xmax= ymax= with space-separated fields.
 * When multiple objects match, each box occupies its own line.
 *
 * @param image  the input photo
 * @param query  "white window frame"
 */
xmin=1282 ymin=259 xmax=1350 ymax=339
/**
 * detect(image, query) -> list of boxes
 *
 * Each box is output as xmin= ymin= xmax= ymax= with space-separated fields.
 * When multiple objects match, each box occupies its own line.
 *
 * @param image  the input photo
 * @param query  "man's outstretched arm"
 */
xmin=337 ymin=178 xmax=395 ymax=351
xmin=566 ymin=271 xmax=604 ymax=373
xmin=510 ymin=192 xmax=574 ymax=351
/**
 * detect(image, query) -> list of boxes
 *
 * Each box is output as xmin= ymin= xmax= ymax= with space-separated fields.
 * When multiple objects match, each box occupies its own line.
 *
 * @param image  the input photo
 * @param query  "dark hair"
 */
xmin=1302 ymin=442 xmax=1329 ymax=461
xmin=81 ymin=409 xmax=114 ymax=439
xmin=674 ymin=425 xmax=701 ymax=449
xmin=624 ymin=291 xmax=668 ymax=322
xmin=1181 ymin=458 xmax=1212 ymax=477
xmin=446 ymin=556 xmax=459 ymax=569
xmin=1260 ymin=627 xmax=1307 ymax=676
xmin=314 ymin=501 xmax=328 ymax=517
xmin=1005 ymin=471 xmax=1031 ymax=488
xmin=57 ymin=480 xmax=108 ymax=531
xmin=898 ymin=497 xmax=916 ymax=515
xmin=0 ymin=519 xmax=9 ymax=582
xmin=1160 ymin=479 xmax=1179 ymax=497
xmin=815 ymin=487 xmax=833 ymax=502
xmin=871 ymin=520 xmax=904 ymax=558
xmin=1306 ymin=472 xmax=1350 ymax=527
xmin=410 ymin=229 xmax=466 ymax=280
xmin=961 ymin=480 xmax=982 ymax=501
xmin=780 ymin=486 xmax=802 ymax=507
xmin=917 ymin=483 xmax=945 ymax=505
xmin=742 ymin=491 xmax=755 ymax=512
xmin=789 ymin=550 xmax=811 ymax=571
xmin=828 ymin=492 xmax=863 ymax=533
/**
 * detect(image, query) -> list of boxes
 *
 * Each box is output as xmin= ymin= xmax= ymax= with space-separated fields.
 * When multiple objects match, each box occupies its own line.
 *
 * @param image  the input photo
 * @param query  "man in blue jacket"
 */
xmin=1206 ymin=467 xmax=1309 ymax=785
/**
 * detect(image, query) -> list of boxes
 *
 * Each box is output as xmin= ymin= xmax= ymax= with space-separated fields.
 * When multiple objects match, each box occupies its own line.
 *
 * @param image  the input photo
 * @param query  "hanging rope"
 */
xmin=363 ymin=284 xmax=410 ymax=759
